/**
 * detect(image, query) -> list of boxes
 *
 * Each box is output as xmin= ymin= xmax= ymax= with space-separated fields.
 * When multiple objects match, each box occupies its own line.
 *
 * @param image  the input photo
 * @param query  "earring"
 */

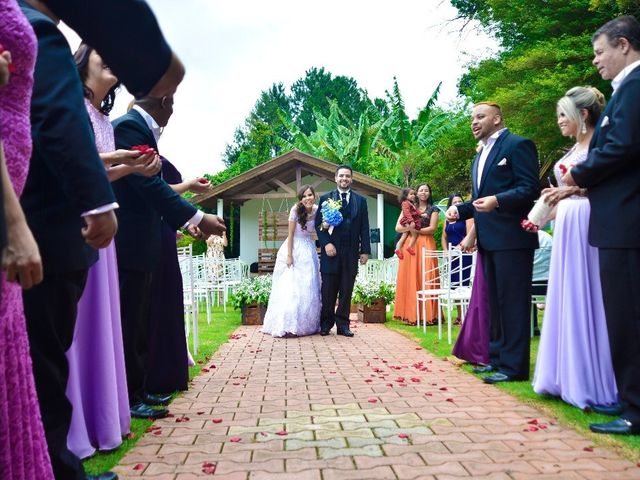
xmin=581 ymin=122 xmax=587 ymax=135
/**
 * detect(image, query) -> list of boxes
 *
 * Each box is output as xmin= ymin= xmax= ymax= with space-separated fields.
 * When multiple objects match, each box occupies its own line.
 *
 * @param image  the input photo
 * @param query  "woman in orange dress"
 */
xmin=393 ymin=183 xmax=440 ymax=325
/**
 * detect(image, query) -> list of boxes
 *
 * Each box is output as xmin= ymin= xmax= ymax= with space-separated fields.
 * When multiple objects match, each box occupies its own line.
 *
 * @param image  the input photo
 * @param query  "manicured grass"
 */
xmin=83 ymin=305 xmax=241 ymax=475
xmin=385 ymin=315 xmax=640 ymax=462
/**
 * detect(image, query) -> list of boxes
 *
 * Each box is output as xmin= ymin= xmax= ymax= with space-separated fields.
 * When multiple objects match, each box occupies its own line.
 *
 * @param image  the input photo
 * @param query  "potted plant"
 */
xmin=229 ymin=275 xmax=272 ymax=325
xmin=351 ymin=279 xmax=395 ymax=323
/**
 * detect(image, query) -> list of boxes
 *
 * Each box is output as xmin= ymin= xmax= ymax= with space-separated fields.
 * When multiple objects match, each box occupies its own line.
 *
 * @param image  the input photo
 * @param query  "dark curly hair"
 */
xmin=295 ymin=185 xmax=316 ymax=230
xmin=74 ymin=43 xmax=121 ymax=115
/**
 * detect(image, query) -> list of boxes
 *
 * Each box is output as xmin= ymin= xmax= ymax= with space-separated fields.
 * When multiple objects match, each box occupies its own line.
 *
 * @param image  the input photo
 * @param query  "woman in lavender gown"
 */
xmin=65 ymin=44 xmax=161 ymax=458
xmin=261 ymin=185 xmax=321 ymax=337
xmin=0 ymin=2 xmax=54 ymax=477
xmin=531 ymin=86 xmax=618 ymax=409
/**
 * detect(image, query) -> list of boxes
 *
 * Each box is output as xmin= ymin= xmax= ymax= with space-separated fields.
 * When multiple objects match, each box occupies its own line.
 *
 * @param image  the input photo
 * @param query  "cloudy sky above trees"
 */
xmin=63 ymin=0 xmax=496 ymax=180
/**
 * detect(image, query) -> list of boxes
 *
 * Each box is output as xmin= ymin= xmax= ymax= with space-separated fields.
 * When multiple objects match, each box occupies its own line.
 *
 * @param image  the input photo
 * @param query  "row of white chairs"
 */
xmin=177 ymin=247 xmax=248 ymax=355
xmin=416 ymin=247 xmax=477 ymax=345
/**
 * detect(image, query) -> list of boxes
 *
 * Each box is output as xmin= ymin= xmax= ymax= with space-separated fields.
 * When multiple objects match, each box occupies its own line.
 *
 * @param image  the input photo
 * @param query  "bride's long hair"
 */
xmin=295 ymin=185 xmax=316 ymax=231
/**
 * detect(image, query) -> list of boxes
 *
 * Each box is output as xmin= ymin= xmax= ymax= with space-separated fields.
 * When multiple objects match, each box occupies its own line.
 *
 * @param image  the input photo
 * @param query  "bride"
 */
xmin=261 ymin=185 xmax=321 ymax=337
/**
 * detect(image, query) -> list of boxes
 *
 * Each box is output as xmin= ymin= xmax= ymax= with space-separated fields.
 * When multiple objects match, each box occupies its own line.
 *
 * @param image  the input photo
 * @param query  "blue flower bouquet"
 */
xmin=321 ymin=198 xmax=343 ymax=234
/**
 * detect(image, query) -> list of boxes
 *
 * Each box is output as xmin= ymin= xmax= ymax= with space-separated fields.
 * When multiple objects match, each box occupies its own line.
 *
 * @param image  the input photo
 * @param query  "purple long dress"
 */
xmin=452 ymin=252 xmax=490 ymax=364
xmin=145 ymin=158 xmax=189 ymax=393
xmin=64 ymin=100 xmax=131 ymax=458
xmin=532 ymin=146 xmax=618 ymax=408
xmin=0 ymin=2 xmax=54 ymax=477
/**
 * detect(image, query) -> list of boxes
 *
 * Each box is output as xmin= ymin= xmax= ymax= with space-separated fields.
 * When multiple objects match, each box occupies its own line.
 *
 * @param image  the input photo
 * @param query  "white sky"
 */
xmin=62 ymin=0 xmax=497 ymax=180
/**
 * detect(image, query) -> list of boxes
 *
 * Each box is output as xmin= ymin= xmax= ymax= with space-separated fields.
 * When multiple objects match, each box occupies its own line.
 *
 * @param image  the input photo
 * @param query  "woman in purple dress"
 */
xmin=451 ymin=224 xmax=490 ymax=365
xmin=0 ymin=1 xmax=54 ymax=477
xmin=531 ymin=86 xmax=618 ymax=409
xmin=65 ymin=44 xmax=160 ymax=458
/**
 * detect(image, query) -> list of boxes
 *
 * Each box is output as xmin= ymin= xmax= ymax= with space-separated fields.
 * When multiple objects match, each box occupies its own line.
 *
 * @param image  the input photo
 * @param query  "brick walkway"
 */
xmin=114 ymin=322 xmax=640 ymax=479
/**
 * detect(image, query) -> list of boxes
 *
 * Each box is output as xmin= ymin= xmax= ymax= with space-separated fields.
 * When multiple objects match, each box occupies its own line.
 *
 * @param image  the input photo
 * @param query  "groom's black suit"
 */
xmin=457 ymin=129 xmax=539 ymax=379
xmin=315 ymin=189 xmax=370 ymax=333
xmin=571 ymin=64 xmax=640 ymax=425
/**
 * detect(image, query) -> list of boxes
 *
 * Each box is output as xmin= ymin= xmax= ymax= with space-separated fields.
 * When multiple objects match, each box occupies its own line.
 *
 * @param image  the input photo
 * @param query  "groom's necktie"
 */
xmin=341 ymin=191 xmax=348 ymax=207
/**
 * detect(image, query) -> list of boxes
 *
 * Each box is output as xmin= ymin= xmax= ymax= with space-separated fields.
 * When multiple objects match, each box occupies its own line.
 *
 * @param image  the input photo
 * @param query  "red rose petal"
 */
xmin=446 ymin=398 xmax=455 ymax=403
xmin=386 ymin=383 xmax=393 ymax=387
xmin=439 ymin=387 xmax=448 ymax=391
xmin=415 ymin=347 xmax=421 ymax=350
xmin=410 ymin=377 xmax=421 ymax=383
xmin=201 ymin=368 xmax=209 ymax=373
xmin=398 ymin=433 xmax=409 ymax=439
xmin=126 ymin=432 xmax=135 ymax=439
xmin=212 ymin=418 xmax=223 ymax=424
xmin=275 ymin=431 xmax=288 ymax=436
xmin=133 ymin=464 xmax=144 ymax=471
xmin=229 ymin=437 xmax=241 ymax=442
xmin=583 ymin=447 xmax=594 ymax=452
xmin=197 ymin=411 xmax=205 ymax=415
xmin=365 ymin=379 xmax=373 ymax=383
xmin=368 ymin=398 xmax=378 ymax=403
xmin=424 ymin=392 xmax=433 ymax=396
xmin=527 ymin=419 xmax=539 ymax=425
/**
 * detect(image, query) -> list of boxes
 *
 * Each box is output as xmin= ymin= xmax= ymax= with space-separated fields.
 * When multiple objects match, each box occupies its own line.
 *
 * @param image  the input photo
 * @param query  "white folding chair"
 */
xmin=177 ymin=245 xmax=199 ymax=355
xmin=416 ymin=249 xmax=447 ymax=334
xmin=438 ymin=247 xmax=476 ymax=344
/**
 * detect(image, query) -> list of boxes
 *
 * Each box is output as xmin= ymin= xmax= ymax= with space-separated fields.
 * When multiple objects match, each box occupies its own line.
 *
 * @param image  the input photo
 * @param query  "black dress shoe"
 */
xmin=482 ymin=373 xmax=526 ymax=384
xmin=589 ymin=402 xmax=624 ymax=416
xmin=87 ymin=472 xmax=118 ymax=480
xmin=337 ymin=329 xmax=354 ymax=337
xmin=130 ymin=402 xmax=169 ymax=419
xmin=472 ymin=365 xmax=495 ymax=374
xmin=144 ymin=392 xmax=172 ymax=406
xmin=320 ymin=330 xmax=330 ymax=336
xmin=589 ymin=418 xmax=640 ymax=435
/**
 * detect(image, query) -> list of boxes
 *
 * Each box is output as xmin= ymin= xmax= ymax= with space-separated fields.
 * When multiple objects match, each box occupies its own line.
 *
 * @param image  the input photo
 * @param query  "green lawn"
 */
xmin=83 ymin=305 xmax=241 ymax=475
xmin=385 ymin=315 xmax=640 ymax=463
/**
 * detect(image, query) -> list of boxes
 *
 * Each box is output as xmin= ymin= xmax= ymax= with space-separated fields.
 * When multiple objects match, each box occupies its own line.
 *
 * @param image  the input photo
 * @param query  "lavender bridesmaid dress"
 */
xmin=532 ymin=146 xmax=618 ymax=408
xmin=65 ymin=100 xmax=130 ymax=458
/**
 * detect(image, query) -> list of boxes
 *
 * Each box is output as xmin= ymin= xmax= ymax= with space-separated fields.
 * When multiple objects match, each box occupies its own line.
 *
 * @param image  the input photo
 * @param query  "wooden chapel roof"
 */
xmin=192 ymin=149 xmax=402 ymax=208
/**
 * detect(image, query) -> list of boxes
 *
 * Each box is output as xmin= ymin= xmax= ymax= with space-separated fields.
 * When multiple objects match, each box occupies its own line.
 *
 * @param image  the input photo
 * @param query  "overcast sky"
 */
xmin=62 ymin=0 xmax=497 ymax=180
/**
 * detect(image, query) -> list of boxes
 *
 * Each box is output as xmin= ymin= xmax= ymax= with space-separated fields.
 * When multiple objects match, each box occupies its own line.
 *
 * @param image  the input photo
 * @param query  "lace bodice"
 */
xmin=554 ymin=145 xmax=588 ymax=188
xmin=289 ymin=205 xmax=317 ymax=237
xmin=85 ymin=99 xmax=115 ymax=154
xmin=0 ymin=0 xmax=37 ymax=195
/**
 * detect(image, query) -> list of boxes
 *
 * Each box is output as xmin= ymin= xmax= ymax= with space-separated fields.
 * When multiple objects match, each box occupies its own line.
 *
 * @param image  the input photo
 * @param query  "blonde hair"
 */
xmin=557 ymin=86 xmax=605 ymax=141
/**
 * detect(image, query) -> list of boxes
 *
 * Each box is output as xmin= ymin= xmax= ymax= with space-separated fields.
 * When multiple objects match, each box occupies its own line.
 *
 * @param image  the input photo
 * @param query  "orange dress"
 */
xmin=393 ymin=226 xmax=439 ymax=326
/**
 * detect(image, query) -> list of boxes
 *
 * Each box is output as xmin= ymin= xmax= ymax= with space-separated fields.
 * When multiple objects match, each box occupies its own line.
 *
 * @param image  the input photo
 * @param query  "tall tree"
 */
xmin=290 ymin=67 xmax=372 ymax=135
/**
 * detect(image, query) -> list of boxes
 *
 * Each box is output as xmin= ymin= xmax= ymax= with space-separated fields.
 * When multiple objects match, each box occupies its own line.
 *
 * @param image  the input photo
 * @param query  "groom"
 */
xmin=316 ymin=165 xmax=370 ymax=337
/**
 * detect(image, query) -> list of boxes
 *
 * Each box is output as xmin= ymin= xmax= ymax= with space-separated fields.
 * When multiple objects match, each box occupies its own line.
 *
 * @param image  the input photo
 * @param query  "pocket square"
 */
xmin=497 ymin=158 xmax=508 ymax=166
xmin=601 ymin=115 xmax=610 ymax=127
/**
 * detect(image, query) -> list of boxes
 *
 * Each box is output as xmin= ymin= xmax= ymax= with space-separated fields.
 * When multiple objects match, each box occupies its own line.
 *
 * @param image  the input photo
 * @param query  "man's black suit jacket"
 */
xmin=457 ymin=129 xmax=539 ymax=251
xmin=20 ymin=1 xmax=116 ymax=274
xmin=112 ymin=109 xmax=197 ymax=272
xmin=315 ymin=190 xmax=371 ymax=275
xmin=572 ymin=65 xmax=640 ymax=249
xmin=42 ymin=0 xmax=171 ymax=98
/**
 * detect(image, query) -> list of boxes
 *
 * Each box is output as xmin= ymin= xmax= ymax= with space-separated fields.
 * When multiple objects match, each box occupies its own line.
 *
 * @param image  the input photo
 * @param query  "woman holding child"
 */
xmin=393 ymin=183 xmax=440 ymax=325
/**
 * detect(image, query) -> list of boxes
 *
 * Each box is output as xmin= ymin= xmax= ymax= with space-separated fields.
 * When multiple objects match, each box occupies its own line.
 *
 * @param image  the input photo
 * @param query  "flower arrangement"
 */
xmin=320 ymin=198 xmax=343 ymax=234
xmin=351 ymin=278 xmax=395 ymax=307
xmin=229 ymin=275 xmax=272 ymax=309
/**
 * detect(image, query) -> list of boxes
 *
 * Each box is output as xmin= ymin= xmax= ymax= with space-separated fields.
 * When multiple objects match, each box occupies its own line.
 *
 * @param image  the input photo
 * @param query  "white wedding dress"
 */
xmin=261 ymin=205 xmax=321 ymax=337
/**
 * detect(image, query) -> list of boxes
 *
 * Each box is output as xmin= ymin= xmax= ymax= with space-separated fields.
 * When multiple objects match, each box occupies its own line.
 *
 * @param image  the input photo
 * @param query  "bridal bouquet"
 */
xmin=321 ymin=198 xmax=343 ymax=234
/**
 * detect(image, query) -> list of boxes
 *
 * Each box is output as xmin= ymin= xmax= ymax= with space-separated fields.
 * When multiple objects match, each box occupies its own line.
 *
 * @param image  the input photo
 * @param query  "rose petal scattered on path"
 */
xmin=133 ymin=464 xmax=144 ymax=471
xmin=583 ymin=447 xmax=594 ymax=452
xmin=229 ymin=437 xmax=242 ymax=442
xmin=368 ymin=398 xmax=377 ymax=403
xmin=398 ymin=433 xmax=409 ymax=439
xmin=275 ymin=431 xmax=288 ymax=436
xmin=212 ymin=418 xmax=223 ymax=424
